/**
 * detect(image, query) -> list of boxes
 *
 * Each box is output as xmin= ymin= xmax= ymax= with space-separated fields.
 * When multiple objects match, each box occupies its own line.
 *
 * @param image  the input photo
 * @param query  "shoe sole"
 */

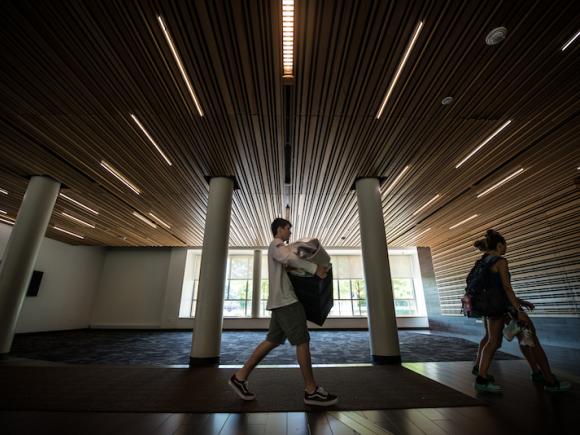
xmin=304 ymin=398 xmax=339 ymax=406
xmin=228 ymin=380 xmax=256 ymax=401
xmin=474 ymin=385 xmax=503 ymax=394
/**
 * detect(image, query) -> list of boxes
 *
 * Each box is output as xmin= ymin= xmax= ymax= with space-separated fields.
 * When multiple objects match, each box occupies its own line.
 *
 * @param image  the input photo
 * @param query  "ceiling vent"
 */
xmin=486 ymin=27 xmax=508 ymax=45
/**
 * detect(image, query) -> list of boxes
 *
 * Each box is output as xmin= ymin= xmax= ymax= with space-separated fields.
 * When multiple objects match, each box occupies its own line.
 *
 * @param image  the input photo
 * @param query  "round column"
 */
xmin=190 ymin=177 xmax=234 ymax=365
xmin=355 ymin=177 xmax=401 ymax=364
xmin=0 ymin=176 xmax=61 ymax=354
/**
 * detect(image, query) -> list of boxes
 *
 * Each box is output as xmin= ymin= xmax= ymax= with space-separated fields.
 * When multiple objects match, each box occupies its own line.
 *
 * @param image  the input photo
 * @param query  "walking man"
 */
xmin=228 ymin=218 xmax=338 ymax=406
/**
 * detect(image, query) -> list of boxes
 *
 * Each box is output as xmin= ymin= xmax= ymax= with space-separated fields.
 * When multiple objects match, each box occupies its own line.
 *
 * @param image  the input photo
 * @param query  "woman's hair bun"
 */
xmin=474 ymin=239 xmax=488 ymax=251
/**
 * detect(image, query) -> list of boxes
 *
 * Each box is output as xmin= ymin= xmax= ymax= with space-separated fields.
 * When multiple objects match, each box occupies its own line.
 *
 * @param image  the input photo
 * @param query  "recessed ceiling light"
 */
xmin=456 ymin=120 xmax=512 ymax=168
xmin=130 ymin=114 xmax=172 ymax=166
xmin=441 ymin=96 xmax=454 ymax=105
xmin=413 ymin=194 xmax=441 ymax=216
xmin=376 ymin=21 xmax=424 ymax=119
xmin=449 ymin=214 xmax=479 ymax=229
xmin=281 ymin=0 xmax=295 ymax=78
xmin=383 ymin=165 xmax=410 ymax=196
xmin=62 ymin=212 xmax=96 ymax=228
xmin=59 ymin=193 xmax=99 ymax=215
xmin=0 ymin=188 xmax=7 ymax=195
xmin=54 ymin=226 xmax=84 ymax=239
xmin=477 ymin=168 xmax=524 ymax=198
xmin=157 ymin=16 xmax=204 ymax=117
xmin=485 ymin=27 xmax=508 ymax=45
xmin=132 ymin=211 xmax=157 ymax=228
xmin=561 ymin=29 xmax=580 ymax=51
xmin=148 ymin=212 xmax=171 ymax=229
xmin=100 ymin=161 xmax=141 ymax=195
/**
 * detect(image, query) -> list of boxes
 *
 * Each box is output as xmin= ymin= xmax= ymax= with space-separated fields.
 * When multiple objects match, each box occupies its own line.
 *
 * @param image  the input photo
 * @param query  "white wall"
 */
xmin=91 ymin=247 xmax=173 ymax=328
xmin=0 ymin=222 xmax=105 ymax=333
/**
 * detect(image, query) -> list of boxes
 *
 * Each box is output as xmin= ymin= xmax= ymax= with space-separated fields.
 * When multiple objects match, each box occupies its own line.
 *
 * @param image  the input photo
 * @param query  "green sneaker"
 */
xmin=472 ymin=365 xmax=495 ymax=383
xmin=544 ymin=379 xmax=572 ymax=393
xmin=474 ymin=379 xmax=503 ymax=394
xmin=531 ymin=372 xmax=545 ymax=384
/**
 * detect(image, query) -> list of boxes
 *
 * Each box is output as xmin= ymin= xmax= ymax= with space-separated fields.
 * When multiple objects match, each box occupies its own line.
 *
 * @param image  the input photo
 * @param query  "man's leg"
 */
xmin=236 ymin=340 xmax=279 ymax=381
xmin=296 ymin=342 xmax=316 ymax=393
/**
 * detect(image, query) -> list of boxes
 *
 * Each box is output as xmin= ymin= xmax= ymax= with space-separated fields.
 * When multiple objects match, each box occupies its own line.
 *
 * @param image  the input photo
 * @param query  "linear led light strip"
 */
xmin=130 ymin=114 xmax=172 ymax=166
xmin=562 ymin=29 xmax=580 ymax=51
xmin=414 ymin=227 xmax=431 ymax=239
xmin=281 ymin=0 xmax=295 ymax=78
xmin=100 ymin=161 xmax=141 ymax=195
xmin=59 ymin=193 xmax=99 ymax=215
xmin=376 ymin=21 xmax=424 ymax=119
xmin=54 ymin=226 xmax=84 ymax=239
xmin=157 ymin=16 xmax=204 ymax=117
xmin=0 ymin=216 xmax=15 ymax=225
xmin=449 ymin=214 xmax=478 ymax=229
xmin=148 ymin=212 xmax=171 ymax=229
xmin=456 ymin=120 xmax=512 ymax=168
xmin=133 ymin=211 xmax=157 ymax=228
xmin=0 ymin=209 xmax=6 ymax=214
xmin=412 ymin=194 xmax=440 ymax=216
xmin=383 ymin=165 xmax=410 ymax=196
xmin=477 ymin=168 xmax=524 ymax=198
xmin=62 ymin=212 xmax=96 ymax=228
xmin=0 ymin=188 xmax=7 ymax=195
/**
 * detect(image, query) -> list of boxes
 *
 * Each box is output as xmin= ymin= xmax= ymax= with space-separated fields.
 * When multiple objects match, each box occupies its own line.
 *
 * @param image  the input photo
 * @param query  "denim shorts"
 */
xmin=266 ymin=302 xmax=310 ymax=345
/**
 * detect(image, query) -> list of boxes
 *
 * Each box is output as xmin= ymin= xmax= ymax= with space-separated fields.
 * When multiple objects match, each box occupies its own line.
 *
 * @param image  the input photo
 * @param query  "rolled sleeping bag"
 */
xmin=287 ymin=238 xmax=331 ymax=274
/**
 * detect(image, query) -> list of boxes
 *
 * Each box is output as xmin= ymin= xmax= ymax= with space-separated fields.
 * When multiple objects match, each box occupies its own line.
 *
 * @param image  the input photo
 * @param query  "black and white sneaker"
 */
xmin=304 ymin=386 xmax=338 ymax=406
xmin=228 ymin=374 xmax=256 ymax=401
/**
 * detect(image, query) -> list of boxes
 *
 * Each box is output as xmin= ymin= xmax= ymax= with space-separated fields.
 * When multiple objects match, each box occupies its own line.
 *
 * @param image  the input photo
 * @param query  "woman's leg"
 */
xmin=527 ymin=334 xmax=556 ymax=384
xmin=518 ymin=339 xmax=540 ymax=373
xmin=475 ymin=318 xmax=489 ymax=369
xmin=478 ymin=317 xmax=504 ymax=378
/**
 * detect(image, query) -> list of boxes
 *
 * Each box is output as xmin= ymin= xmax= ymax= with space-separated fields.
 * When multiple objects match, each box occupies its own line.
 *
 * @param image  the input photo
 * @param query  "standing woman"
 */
xmin=473 ymin=230 xmax=531 ymax=393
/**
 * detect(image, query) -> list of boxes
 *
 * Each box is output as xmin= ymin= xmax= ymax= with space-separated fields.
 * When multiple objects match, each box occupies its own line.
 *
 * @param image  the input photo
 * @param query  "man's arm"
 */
xmin=271 ymin=242 xmax=318 ymax=275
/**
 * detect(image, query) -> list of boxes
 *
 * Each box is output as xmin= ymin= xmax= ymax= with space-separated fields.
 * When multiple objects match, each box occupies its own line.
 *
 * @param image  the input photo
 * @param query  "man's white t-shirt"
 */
xmin=266 ymin=237 xmax=318 ymax=310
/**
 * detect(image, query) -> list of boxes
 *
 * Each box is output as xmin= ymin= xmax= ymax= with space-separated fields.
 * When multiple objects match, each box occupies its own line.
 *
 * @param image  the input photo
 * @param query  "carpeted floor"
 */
xmin=11 ymin=330 xmax=520 ymax=365
xmin=0 ymin=365 xmax=484 ymax=412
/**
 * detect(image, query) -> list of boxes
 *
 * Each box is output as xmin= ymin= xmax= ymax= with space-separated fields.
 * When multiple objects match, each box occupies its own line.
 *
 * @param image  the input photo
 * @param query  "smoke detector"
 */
xmin=486 ymin=27 xmax=508 ymax=45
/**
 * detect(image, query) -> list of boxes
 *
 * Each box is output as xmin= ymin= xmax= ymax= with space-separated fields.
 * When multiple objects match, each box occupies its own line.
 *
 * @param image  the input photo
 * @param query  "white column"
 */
xmin=251 ymin=249 xmax=262 ymax=318
xmin=0 ymin=176 xmax=61 ymax=354
xmin=190 ymin=177 xmax=234 ymax=365
xmin=355 ymin=177 xmax=401 ymax=364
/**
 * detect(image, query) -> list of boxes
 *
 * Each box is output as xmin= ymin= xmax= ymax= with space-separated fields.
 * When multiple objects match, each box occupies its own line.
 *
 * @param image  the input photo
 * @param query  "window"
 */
xmin=178 ymin=249 xmax=425 ymax=319
xmin=260 ymin=255 xmax=271 ymax=317
xmin=179 ymin=251 xmax=201 ymax=318
xmin=178 ymin=252 xmax=255 ymax=318
xmin=328 ymin=255 xmax=367 ymax=317
xmin=223 ymin=255 xmax=253 ymax=318
xmin=389 ymin=254 xmax=419 ymax=316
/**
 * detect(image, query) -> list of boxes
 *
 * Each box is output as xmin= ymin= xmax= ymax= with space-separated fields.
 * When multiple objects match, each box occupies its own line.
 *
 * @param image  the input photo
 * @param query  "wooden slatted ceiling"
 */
xmin=0 ymin=0 xmax=579 ymax=250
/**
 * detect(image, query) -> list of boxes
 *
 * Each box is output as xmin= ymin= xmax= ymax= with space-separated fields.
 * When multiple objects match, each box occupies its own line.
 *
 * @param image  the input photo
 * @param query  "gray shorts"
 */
xmin=266 ymin=302 xmax=310 ymax=346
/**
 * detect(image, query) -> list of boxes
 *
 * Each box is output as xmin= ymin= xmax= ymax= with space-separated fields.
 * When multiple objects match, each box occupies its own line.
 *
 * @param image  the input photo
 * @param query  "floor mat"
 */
xmin=0 ymin=365 xmax=485 ymax=412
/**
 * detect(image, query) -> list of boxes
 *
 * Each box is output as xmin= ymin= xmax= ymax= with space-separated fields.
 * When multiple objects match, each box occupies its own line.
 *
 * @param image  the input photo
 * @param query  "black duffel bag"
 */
xmin=288 ymin=268 xmax=334 ymax=326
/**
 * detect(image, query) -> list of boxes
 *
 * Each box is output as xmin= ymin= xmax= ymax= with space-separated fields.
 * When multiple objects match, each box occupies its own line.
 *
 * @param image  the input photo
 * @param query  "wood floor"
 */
xmin=0 ymin=360 xmax=578 ymax=435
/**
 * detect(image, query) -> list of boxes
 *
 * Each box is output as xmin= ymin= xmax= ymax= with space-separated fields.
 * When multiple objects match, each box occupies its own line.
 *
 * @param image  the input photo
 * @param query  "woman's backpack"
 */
xmin=461 ymin=256 xmax=508 ymax=317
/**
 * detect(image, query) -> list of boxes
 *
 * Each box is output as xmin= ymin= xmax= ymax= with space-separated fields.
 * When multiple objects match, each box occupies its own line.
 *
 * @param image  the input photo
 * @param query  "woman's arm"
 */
xmin=497 ymin=258 xmax=531 ymax=325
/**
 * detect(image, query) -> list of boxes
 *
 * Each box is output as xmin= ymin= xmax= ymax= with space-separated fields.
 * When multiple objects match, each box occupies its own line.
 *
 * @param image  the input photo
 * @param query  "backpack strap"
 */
xmin=483 ymin=255 xmax=502 ymax=268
